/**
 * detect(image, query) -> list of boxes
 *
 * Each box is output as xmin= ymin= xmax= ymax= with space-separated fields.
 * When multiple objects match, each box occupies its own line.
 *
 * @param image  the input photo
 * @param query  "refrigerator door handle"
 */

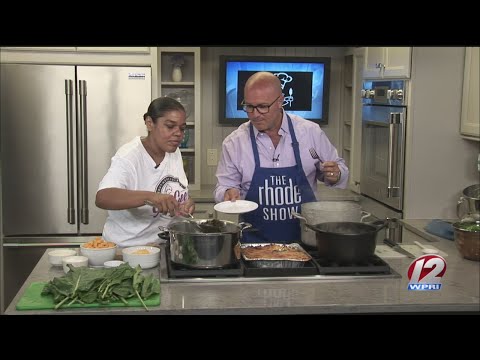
xmin=3 ymin=242 xmax=83 ymax=247
xmin=78 ymin=80 xmax=89 ymax=224
xmin=387 ymin=113 xmax=402 ymax=198
xmin=65 ymin=80 xmax=76 ymax=224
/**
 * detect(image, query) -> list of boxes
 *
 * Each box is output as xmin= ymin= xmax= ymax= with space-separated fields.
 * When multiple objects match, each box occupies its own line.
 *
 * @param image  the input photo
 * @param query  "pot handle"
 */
xmin=369 ymin=219 xmax=389 ymax=231
xmin=238 ymin=222 xmax=252 ymax=231
xmin=360 ymin=211 xmax=372 ymax=222
xmin=292 ymin=211 xmax=309 ymax=224
xmin=457 ymin=196 xmax=465 ymax=219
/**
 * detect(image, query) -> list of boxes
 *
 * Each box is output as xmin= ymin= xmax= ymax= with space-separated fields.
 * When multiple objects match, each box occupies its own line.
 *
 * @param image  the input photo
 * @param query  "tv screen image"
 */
xmin=219 ymin=55 xmax=331 ymax=125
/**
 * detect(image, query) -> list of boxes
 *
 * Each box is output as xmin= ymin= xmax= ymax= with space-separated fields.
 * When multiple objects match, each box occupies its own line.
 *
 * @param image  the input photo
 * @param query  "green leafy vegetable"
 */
xmin=41 ymin=263 xmax=160 ymax=311
xmin=458 ymin=222 xmax=480 ymax=232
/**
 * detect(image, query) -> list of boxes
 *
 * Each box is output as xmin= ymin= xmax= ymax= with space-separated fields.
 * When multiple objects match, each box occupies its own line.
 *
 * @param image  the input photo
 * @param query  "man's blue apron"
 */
xmin=241 ymin=114 xmax=316 ymax=243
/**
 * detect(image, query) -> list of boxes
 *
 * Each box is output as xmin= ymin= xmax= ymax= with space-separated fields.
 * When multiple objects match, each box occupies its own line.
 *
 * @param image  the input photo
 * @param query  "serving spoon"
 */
xmin=414 ymin=241 xmax=439 ymax=254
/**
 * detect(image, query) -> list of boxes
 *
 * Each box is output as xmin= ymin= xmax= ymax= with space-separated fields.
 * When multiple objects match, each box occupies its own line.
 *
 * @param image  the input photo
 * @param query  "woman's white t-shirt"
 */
xmin=97 ymin=136 xmax=189 ymax=247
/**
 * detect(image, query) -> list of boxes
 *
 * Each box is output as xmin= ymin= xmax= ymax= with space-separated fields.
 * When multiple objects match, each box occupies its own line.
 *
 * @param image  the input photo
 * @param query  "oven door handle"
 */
xmin=387 ymin=113 xmax=402 ymax=197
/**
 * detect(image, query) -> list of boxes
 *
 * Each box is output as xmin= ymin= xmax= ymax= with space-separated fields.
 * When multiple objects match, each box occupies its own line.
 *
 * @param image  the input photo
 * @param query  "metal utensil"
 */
xmin=144 ymin=200 xmax=203 ymax=232
xmin=309 ymin=148 xmax=324 ymax=169
xmin=384 ymin=239 xmax=416 ymax=259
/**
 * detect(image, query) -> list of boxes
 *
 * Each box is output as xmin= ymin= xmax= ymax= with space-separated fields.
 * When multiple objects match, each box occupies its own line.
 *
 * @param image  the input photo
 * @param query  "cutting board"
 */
xmin=16 ymin=282 xmax=160 ymax=311
xmin=375 ymin=244 xmax=448 ymax=259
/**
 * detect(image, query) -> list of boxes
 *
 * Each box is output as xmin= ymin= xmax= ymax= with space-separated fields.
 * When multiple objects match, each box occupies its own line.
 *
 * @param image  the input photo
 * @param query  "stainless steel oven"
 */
xmin=360 ymin=80 xmax=407 ymax=243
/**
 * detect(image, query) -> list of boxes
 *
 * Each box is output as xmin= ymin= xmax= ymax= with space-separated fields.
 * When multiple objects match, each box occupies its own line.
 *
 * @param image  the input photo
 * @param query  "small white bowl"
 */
xmin=62 ymin=255 xmax=88 ymax=273
xmin=80 ymin=243 xmax=117 ymax=266
xmin=122 ymin=246 xmax=160 ymax=269
xmin=104 ymin=260 xmax=126 ymax=268
xmin=48 ymin=249 xmax=77 ymax=266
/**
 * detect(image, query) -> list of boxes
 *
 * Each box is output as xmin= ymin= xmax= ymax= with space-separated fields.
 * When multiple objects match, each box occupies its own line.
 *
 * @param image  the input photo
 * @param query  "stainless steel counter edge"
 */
xmin=5 ymin=228 xmax=479 ymax=314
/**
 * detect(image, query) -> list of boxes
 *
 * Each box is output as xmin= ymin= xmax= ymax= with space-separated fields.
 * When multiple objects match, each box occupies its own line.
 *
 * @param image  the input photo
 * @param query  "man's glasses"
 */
xmin=241 ymin=94 xmax=281 ymax=114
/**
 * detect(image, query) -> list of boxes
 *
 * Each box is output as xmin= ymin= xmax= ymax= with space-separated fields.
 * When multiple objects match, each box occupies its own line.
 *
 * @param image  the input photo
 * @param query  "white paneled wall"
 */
xmin=200 ymin=46 xmax=348 ymax=185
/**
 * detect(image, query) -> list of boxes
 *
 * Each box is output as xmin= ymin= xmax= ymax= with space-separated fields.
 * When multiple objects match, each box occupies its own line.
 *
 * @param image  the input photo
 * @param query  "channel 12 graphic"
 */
xmin=407 ymin=254 xmax=447 ymax=291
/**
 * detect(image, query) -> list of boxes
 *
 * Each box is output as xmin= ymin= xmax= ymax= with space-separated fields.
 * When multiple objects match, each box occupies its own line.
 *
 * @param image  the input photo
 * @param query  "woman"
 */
xmin=96 ymin=97 xmax=195 ymax=247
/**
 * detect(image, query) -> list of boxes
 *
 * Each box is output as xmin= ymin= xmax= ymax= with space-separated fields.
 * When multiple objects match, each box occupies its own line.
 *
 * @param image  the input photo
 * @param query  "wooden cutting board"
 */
xmin=16 ymin=282 xmax=160 ymax=311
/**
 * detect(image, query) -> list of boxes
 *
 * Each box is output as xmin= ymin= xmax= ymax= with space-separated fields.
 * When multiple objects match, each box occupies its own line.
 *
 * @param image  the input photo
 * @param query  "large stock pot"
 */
xmin=457 ymin=184 xmax=480 ymax=219
xmin=159 ymin=220 xmax=252 ymax=268
xmin=293 ymin=201 xmax=371 ymax=249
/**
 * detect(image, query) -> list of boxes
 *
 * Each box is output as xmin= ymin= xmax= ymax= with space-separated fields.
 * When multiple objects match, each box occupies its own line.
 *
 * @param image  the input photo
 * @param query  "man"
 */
xmin=214 ymin=71 xmax=348 ymax=243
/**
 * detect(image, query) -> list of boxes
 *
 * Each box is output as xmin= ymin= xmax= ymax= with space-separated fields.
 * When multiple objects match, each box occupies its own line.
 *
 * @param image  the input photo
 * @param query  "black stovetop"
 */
xmin=164 ymin=244 xmax=394 ymax=279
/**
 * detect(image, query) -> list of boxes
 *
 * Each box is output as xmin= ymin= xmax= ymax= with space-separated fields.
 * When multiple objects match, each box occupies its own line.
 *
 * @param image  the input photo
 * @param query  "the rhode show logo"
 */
xmin=407 ymin=254 xmax=447 ymax=291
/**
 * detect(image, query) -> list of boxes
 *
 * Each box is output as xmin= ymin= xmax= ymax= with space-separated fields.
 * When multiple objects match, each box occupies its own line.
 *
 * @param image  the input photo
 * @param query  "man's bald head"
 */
xmin=244 ymin=72 xmax=282 ymax=96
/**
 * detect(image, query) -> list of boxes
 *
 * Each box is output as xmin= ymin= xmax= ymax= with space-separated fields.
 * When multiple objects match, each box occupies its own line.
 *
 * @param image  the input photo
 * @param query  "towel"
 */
xmin=424 ymin=219 xmax=454 ymax=240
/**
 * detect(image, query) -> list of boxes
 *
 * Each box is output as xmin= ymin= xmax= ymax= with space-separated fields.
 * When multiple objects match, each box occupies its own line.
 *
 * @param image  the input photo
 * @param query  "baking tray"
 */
xmin=242 ymin=258 xmax=319 ymax=276
xmin=241 ymin=243 xmax=312 ymax=268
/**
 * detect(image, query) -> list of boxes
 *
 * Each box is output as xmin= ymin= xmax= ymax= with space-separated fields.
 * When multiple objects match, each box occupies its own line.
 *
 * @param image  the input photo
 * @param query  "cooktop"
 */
xmin=160 ymin=245 xmax=401 ymax=283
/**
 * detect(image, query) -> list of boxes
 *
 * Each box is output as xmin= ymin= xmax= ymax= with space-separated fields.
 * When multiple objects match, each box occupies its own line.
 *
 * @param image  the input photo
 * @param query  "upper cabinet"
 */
xmin=363 ymin=47 xmax=411 ymax=79
xmin=0 ymin=47 xmax=154 ymax=66
xmin=157 ymin=47 xmax=201 ymax=190
xmin=460 ymin=47 xmax=480 ymax=140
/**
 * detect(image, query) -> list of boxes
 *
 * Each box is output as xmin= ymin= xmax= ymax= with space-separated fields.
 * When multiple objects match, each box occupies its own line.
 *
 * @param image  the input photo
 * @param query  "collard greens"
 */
xmin=41 ymin=263 xmax=160 ymax=311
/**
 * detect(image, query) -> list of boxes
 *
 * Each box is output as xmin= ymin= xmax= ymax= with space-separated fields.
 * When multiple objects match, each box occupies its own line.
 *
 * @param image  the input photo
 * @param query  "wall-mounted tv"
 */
xmin=219 ymin=55 xmax=331 ymax=126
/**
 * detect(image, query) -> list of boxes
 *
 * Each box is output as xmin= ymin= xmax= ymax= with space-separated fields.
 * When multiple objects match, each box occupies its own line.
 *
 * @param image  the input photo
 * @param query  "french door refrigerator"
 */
xmin=0 ymin=63 xmax=151 ymax=310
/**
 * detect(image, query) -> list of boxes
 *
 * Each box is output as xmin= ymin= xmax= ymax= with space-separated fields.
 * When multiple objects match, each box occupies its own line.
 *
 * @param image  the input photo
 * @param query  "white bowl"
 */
xmin=104 ymin=260 xmax=126 ymax=268
xmin=122 ymin=246 xmax=160 ymax=269
xmin=48 ymin=249 xmax=77 ymax=266
xmin=62 ymin=255 xmax=88 ymax=273
xmin=80 ymin=243 xmax=117 ymax=266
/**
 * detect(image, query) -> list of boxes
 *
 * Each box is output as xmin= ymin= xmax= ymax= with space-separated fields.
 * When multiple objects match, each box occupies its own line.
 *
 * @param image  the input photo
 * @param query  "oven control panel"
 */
xmin=361 ymin=80 xmax=407 ymax=106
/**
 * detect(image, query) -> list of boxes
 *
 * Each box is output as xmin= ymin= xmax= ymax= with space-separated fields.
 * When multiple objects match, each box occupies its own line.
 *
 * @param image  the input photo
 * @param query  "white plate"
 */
xmin=214 ymin=200 xmax=258 ymax=214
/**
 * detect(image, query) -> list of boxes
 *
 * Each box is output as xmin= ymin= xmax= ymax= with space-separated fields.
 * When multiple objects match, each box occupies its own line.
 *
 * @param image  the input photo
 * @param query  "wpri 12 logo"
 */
xmin=407 ymin=254 xmax=447 ymax=291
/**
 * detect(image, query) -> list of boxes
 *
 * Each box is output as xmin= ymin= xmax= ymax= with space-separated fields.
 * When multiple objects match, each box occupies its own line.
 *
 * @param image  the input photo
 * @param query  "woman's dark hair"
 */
xmin=143 ymin=96 xmax=185 ymax=123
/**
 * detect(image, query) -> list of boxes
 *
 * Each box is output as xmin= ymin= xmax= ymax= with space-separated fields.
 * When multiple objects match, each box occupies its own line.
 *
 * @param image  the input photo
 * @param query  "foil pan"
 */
xmin=240 ymin=243 xmax=312 ymax=268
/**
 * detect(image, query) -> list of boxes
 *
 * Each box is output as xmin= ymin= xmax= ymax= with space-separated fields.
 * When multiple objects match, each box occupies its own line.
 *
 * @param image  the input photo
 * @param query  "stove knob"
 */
xmin=395 ymin=89 xmax=404 ymax=101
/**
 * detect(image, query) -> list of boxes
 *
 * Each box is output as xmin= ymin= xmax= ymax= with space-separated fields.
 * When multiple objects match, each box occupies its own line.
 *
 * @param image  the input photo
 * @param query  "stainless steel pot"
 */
xmin=293 ymin=202 xmax=371 ymax=249
xmin=457 ymin=184 xmax=480 ymax=219
xmin=159 ymin=220 xmax=252 ymax=268
xmin=305 ymin=220 xmax=387 ymax=264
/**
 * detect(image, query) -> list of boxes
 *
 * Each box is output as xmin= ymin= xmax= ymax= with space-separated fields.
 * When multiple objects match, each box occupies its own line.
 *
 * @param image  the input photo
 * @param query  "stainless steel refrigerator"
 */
xmin=0 ymin=63 xmax=152 ymax=310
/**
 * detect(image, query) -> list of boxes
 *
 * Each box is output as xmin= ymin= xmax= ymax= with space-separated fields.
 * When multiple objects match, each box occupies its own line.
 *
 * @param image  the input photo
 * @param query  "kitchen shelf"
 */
xmin=158 ymin=47 xmax=201 ymax=190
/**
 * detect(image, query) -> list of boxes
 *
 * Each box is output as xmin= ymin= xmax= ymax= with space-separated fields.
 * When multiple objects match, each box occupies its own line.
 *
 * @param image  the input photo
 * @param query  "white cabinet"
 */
xmin=363 ymin=47 xmax=411 ymax=79
xmin=460 ymin=47 xmax=480 ymax=140
xmin=0 ymin=47 xmax=154 ymax=66
xmin=157 ymin=47 xmax=201 ymax=190
xmin=340 ymin=48 xmax=365 ymax=194
xmin=75 ymin=47 xmax=150 ymax=54
xmin=341 ymin=54 xmax=353 ymax=175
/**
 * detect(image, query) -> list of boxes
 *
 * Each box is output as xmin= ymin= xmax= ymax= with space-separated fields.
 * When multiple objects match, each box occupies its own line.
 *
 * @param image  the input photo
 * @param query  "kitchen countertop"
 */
xmin=5 ymin=220 xmax=479 ymax=315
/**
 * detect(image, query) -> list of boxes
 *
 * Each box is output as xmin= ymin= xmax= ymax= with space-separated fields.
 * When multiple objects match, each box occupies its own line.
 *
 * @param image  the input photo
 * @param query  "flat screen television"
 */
xmin=219 ymin=55 xmax=331 ymax=126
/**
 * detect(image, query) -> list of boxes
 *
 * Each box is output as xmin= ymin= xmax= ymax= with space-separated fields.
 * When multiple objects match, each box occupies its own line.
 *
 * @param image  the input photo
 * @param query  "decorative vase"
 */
xmin=172 ymin=65 xmax=183 ymax=82
xmin=180 ymin=128 xmax=190 ymax=148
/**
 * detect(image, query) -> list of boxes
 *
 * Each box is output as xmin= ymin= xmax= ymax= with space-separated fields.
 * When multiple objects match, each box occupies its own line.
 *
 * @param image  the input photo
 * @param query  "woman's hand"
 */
xmin=148 ymin=193 xmax=179 ymax=216
xmin=178 ymin=197 xmax=195 ymax=216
